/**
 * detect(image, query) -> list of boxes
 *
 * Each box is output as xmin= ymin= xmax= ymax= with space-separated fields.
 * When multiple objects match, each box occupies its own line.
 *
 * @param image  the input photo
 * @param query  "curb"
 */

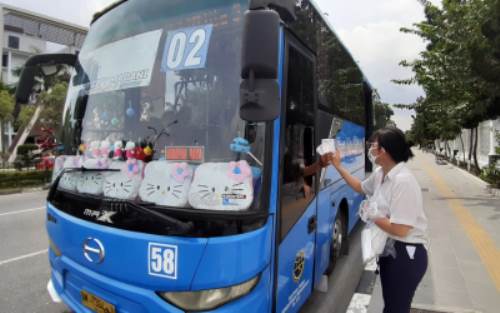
xmin=451 ymin=163 xmax=500 ymax=197
xmin=346 ymin=260 xmax=377 ymax=313
xmin=411 ymin=303 xmax=483 ymax=313
xmin=0 ymin=185 xmax=50 ymax=196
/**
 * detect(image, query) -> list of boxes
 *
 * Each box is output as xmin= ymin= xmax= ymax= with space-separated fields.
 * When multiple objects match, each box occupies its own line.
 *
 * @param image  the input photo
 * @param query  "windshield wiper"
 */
xmin=125 ymin=201 xmax=193 ymax=234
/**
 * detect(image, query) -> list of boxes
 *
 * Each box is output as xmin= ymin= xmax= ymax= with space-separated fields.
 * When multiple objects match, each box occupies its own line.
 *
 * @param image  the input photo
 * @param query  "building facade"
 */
xmin=436 ymin=118 xmax=500 ymax=169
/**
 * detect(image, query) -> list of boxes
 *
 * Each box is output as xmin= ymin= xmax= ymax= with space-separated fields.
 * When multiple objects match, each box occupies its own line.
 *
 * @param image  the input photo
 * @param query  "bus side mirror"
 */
xmin=240 ymin=9 xmax=280 ymax=122
xmin=15 ymin=54 xmax=77 ymax=117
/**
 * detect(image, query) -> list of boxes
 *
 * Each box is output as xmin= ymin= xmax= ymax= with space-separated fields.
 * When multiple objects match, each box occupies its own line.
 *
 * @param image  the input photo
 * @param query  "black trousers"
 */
xmin=379 ymin=241 xmax=428 ymax=313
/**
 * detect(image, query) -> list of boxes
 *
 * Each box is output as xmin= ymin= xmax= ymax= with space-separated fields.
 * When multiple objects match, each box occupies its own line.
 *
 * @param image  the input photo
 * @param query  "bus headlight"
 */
xmin=158 ymin=275 xmax=259 ymax=311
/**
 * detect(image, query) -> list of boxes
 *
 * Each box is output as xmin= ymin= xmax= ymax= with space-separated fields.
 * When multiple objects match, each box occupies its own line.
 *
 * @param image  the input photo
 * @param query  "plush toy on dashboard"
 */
xmin=113 ymin=141 xmax=124 ymax=160
xmin=139 ymin=161 xmax=193 ymax=207
xmin=125 ymin=141 xmax=136 ymax=160
xmin=77 ymin=171 xmax=104 ymax=195
xmin=143 ymin=143 xmax=154 ymax=162
xmin=100 ymin=140 xmax=112 ymax=159
xmin=103 ymin=160 xmax=144 ymax=200
xmin=188 ymin=160 xmax=254 ymax=211
xmin=134 ymin=142 xmax=146 ymax=162
xmin=83 ymin=140 xmax=109 ymax=169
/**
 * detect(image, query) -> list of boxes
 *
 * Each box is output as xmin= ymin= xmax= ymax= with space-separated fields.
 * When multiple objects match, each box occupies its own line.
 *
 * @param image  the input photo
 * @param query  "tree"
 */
xmin=0 ymin=88 xmax=14 ymax=161
xmin=36 ymin=82 xmax=68 ymax=130
xmin=394 ymin=0 xmax=497 ymax=172
xmin=372 ymin=89 xmax=395 ymax=130
xmin=7 ymin=67 xmax=70 ymax=163
xmin=471 ymin=0 xmax=500 ymax=119
xmin=0 ymin=90 xmax=14 ymax=122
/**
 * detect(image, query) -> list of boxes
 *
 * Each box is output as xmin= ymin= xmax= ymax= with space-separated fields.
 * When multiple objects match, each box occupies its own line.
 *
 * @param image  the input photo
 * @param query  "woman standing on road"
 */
xmin=330 ymin=127 xmax=428 ymax=313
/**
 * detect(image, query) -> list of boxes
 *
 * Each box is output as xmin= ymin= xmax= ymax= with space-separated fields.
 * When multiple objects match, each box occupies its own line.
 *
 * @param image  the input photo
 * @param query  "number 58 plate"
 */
xmin=148 ymin=243 xmax=178 ymax=280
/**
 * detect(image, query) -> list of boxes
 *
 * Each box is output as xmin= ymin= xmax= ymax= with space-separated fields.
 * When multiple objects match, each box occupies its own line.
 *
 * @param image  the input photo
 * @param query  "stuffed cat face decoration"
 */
xmin=139 ymin=161 xmax=193 ymax=207
xmin=58 ymin=156 xmax=82 ymax=191
xmin=103 ymin=161 xmax=144 ymax=200
xmin=76 ymin=172 xmax=104 ymax=195
xmin=188 ymin=161 xmax=254 ymax=211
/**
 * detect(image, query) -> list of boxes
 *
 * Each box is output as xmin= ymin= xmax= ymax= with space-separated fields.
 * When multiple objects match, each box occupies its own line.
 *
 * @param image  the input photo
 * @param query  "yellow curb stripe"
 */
xmin=419 ymin=157 xmax=500 ymax=293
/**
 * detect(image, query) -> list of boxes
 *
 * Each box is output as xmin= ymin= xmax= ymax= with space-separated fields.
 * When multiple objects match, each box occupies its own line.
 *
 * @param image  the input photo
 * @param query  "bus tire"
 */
xmin=326 ymin=210 xmax=347 ymax=275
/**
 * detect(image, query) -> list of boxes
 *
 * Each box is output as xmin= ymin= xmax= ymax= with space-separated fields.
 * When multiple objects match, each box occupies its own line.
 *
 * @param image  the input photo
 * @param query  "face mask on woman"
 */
xmin=368 ymin=147 xmax=382 ymax=164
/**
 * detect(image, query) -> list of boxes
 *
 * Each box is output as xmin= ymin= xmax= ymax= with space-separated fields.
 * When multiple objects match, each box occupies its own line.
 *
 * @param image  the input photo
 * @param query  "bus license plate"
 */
xmin=81 ymin=290 xmax=115 ymax=313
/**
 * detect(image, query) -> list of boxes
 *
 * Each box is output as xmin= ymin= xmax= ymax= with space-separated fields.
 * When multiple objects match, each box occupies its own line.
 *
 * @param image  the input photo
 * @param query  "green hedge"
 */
xmin=0 ymin=170 xmax=52 ymax=189
xmin=17 ymin=144 xmax=39 ymax=156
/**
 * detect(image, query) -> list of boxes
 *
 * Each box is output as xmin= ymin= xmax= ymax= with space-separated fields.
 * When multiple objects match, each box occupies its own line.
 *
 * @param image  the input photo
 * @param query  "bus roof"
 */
xmin=91 ymin=0 xmax=127 ymax=24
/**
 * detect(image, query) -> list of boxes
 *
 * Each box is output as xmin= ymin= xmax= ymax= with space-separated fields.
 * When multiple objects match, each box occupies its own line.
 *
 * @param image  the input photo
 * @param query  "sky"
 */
xmin=2 ymin=0 xmax=441 ymax=131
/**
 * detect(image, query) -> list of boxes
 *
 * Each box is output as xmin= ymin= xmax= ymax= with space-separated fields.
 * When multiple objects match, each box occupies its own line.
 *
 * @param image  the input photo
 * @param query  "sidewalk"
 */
xmin=368 ymin=150 xmax=500 ymax=313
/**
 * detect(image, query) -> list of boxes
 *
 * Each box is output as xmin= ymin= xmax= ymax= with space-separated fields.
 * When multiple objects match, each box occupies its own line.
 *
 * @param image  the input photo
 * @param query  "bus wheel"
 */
xmin=326 ymin=211 xmax=346 ymax=274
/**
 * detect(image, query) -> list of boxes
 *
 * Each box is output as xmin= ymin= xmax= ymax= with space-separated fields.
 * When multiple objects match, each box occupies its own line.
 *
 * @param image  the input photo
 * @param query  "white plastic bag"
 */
xmin=361 ymin=223 xmax=388 ymax=264
xmin=358 ymin=199 xmax=380 ymax=223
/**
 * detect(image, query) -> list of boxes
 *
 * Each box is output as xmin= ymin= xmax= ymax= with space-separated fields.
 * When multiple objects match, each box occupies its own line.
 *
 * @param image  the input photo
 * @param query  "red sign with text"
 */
xmin=165 ymin=146 xmax=205 ymax=163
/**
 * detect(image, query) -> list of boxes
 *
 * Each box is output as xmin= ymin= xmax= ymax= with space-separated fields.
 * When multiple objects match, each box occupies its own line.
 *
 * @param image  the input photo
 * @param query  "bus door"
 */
xmin=276 ymin=33 xmax=318 ymax=313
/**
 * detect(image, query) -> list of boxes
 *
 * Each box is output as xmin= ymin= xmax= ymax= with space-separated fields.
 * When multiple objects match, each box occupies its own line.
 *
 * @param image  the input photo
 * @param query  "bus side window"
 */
xmin=280 ymin=45 xmax=315 ymax=240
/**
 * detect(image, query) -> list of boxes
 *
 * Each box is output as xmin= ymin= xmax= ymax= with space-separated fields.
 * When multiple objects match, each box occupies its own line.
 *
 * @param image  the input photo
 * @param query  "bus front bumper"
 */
xmin=48 ymin=252 xmax=272 ymax=313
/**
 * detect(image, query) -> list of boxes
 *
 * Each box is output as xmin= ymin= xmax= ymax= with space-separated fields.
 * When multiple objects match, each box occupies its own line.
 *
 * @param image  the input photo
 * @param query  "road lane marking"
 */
xmin=346 ymin=260 xmax=378 ymax=313
xmin=347 ymin=293 xmax=371 ymax=313
xmin=0 ymin=207 xmax=44 ymax=217
xmin=419 ymin=156 xmax=500 ymax=293
xmin=0 ymin=249 xmax=48 ymax=266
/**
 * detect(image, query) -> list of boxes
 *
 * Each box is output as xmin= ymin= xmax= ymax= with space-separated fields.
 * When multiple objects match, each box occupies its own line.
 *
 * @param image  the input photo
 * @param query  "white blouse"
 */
xmin=361 ymin=162 xmax=428 ymax=246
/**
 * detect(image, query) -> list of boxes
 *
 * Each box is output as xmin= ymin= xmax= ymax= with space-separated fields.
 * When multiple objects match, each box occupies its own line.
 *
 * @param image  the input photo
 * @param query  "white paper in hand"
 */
xmin=316 ymin=138 xmax=336 ymax=155
xmin=321 ymin=139 xmax=336 ymax=153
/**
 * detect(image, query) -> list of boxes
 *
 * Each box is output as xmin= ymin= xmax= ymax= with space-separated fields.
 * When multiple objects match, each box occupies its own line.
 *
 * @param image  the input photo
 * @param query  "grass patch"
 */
xmin=0 ymin=170 xmax=52 ymax=189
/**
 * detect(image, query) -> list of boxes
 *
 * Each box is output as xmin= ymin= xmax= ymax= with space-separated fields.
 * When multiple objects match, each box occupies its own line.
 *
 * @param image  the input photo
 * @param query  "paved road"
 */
xmin=301 ymin=224 xmax=364 ymax=313
xmin=0 ymin=191 xmax=70 ymax=313
xmin=0 ymin=190 xmax=363 ymax=313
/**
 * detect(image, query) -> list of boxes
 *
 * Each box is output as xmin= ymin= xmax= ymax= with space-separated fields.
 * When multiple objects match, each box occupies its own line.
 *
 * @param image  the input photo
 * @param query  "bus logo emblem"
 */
xmin=83 ymin=238 xmax=105 ymax=264
xmin=293 ymin=251 xmax=305 ymax=283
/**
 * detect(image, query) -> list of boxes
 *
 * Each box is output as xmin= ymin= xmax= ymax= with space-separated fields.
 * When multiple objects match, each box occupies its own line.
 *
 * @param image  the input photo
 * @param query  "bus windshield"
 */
xmin=57 ymin=0 xmax=267 ymax=215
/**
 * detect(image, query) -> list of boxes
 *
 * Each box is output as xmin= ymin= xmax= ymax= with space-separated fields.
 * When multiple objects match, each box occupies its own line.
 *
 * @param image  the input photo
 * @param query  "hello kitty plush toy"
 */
xmin=113 ymin=141 xmax=124 ymax=160
xmin=103 ymin=160 xmax=144 ymax=200
xmin=139 ymin=161 xmax=193 ymax=207
xmin=188 ymin=160 xmax=254 ymax=211
xmin=77 ymin=171 xmax=104 ymax=195
xmin=58 ymin=156 xmax=83 ymax=191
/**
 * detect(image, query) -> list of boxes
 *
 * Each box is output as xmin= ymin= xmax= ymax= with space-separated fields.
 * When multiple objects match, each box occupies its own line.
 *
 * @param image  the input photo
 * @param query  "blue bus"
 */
xmin=16 ymin=0 xmax=374 ymax=312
